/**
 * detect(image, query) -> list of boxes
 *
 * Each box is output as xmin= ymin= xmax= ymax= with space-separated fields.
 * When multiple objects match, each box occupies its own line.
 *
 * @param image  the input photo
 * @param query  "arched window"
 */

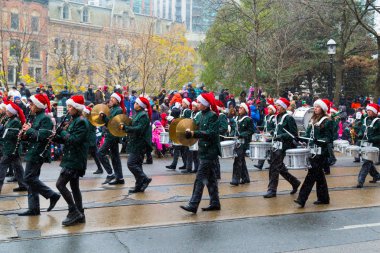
xmin=82 ymin=8 xmax=89 ymax=23
xmin=63 ymin=5 xmax=69 ymax=19
xmin=70 ymin=40 xmax=75 ymax=56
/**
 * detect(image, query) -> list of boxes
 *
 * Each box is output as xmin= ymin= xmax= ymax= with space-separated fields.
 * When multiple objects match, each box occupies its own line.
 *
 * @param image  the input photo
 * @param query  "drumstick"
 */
xmin=283 ymin=128 xmax=326 ymax=143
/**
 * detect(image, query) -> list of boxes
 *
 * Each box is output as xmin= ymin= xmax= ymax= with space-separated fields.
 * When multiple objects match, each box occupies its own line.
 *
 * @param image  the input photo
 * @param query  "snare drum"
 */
xmin=361 ymin=147 xmax=379 ymax=163
xmin=338 ymin=143 xmax=350 ymax=153
xmin=159 ymin=132 xmax=170 ymax=144
xmin=189 ymin=141 xmax=198 ymax=151
xmin=345 ymin=145 xmax=360 ymax=157
xmin=220 ymin=140 xmax=236 ymax=158
xmin=249 ymin=142 xmax=272 ymax=160
xmin=285 ymin=148 xmax=311 ymax=169
xmin=333 ymin=140 xmax=349 ymax=152
xmin=293 ymin=107 xmax=314 ymax=131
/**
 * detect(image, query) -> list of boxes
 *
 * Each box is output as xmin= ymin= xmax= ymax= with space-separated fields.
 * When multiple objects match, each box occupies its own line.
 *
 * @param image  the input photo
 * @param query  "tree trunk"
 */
xmin=376 ymin=36 xmax=380 ymax=103
xmin=334 ymin=52 xmax=344 ymax=106
xmin=307 ymin=71 xmax=314 ymax=95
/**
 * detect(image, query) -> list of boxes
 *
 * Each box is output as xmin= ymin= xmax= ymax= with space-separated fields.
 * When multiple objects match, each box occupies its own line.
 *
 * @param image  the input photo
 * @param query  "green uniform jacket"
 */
xmin=264 ymin=115 xmax=276 ymax=133
xmin=218 ymin=113 xmax=229 ymax=136
xmin=1 ymin=116 xmax=21 ymax=156
xmin=193 ymin=109 xmax=221 ymax=160
xmin=229 ymin=117 xmax=237 ymax=137
xmin=192 ymin=111 xmax=202 ymax=125
xmin=55 ymin=115 xmax=89 ymax=172
xmin=104 ymin=105 xmax=123 ymax=142
xmin=86 ymin=119 xmax=97 ymax=147
xmin=360 ymin=116 xmax=380 ymax=148
xmin=237 ymin=116 xmax=254 ymax=150
xmin=304 ymin=117 xmax=334 ymax=155
xmin=181 ymin=108 xmax=192 ymax=119
xmin=24 ymin=111 xmax=53 ymax=163
xmin=125 ymin=110 xmax=152 ymax=154
xmin=273 ymin=112 xmax=298 ymax=151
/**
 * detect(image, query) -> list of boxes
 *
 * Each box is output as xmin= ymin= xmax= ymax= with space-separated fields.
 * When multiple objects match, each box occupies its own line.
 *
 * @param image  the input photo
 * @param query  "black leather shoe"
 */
xmin=191 ymin=170 xmax=197 ymax=174
xmin=62 ymin=209 xmax=83 ymax=226
xmin=109 ymin=179 xmax=125 ymax=185
xmin=128 ymin=187 xmax=143 ymax=194
xmin=166 ymin=165 xmax=176 ymax=170
xmin=47 ymin=193 xmax=61 ymax=212
xmin=178 ymin=166 xmax=186 ymax=170
xmin=201 ymin=205 xmax=221 ymax=211
xmin=356 ymin=183 xmax=363 ymax=188
xmin=290 ymin=181 xmax=301 ymax=195
xmin=5 ymin=171 xmax=14 ymax=177
xmin=263 ymin=192 xmax=276 ymax=198
xmin=230 ymin=181 xmax=239 ymax=186
xmin=18 ymin=210 xmax=40 ymax=216
xmin=353 ymin=159 xmax=361 ymax=163
xmin=254 ymin=165 xmax=263 ymax=170
xmin=13 ymin=186 xmax=27 ymax=192
xmin=324 ymin=171 xmax=331 ymax=175
xmin=294 ymin=199 xmax=305 ymax=208
xmin=180 ymin=205 xmax=197 ymax=214
xmin=313 ymin=200 xmax=329 ymax=205
xmin=181 ymin=170 xmax=193 ymax=174
xmin=93 ymin=170 xmax=103 ymax=174
xmin=369 ymin=178 xmax=378 ymax=183
xmin=240 ymin=180 xmax=250 ymax=184
xmin=140 ymin=178 xmax=152 ymax=192
xmin=78 ymin=209 xmax=86 ymax=224
xmin=144 ymin=160 xmax=153 ymax=164
xmin=264 ymin=167 xmax=270 ymax=170
xmin=102 ymin=175 xmax=115 ymax=185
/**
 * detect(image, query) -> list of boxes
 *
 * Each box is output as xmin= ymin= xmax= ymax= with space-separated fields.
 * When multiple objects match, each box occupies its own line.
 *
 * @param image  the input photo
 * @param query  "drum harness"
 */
xmin=272 ymin=114 xmax=289 ymax=151
xmin=307 ymin=117 xmax=328 ymax=158
xmin=361 ymin=117 xmax=379 ymax=147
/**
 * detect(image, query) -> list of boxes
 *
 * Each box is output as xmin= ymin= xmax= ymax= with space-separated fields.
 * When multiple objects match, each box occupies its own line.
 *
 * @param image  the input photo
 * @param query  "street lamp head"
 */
xmin=327 ymin=39 xmax=337 ymax=55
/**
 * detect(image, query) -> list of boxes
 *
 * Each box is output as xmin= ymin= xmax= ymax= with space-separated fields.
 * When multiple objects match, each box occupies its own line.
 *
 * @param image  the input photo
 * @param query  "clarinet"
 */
xmin=12 ymin=114 xmax=33 ymax=156
xmin=39 ymin=112 xmax=70 ymax=158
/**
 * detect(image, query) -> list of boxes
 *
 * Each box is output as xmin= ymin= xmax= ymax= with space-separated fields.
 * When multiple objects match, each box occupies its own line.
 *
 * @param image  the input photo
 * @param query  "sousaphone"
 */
xmin=89 ymin=104 xmax=110 ymax=127
xmin=108 ymin=114 xmax=132 ymax=137
xmin=176 ymin=118 xmax=198 ymax=146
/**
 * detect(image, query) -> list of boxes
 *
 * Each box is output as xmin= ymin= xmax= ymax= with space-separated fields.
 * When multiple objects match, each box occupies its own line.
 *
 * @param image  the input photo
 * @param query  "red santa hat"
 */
xmin=111 ymin=92 xmax=126 ymax=114
xmin=192 ymin=101 xmax=199 ymax=108
xmin=30 ymin=94 xmax=51 ymax=112
xmin=136 ymin=96 xmax=152 ymax=120
xmin=313 ymin=99 xmax=331 ymax=113
xmin=83 ymin=106 xmax=92 ymax=115
xmin=66 ymin=95 xmax=85 ymax=111
xmin=275 ymin=97 xmax=290 ymax=110
xmin=216 ymin=100 xmax=225 ymax=112
xmin=6 ymin=102 xmax=26 ymax=124
xmin=267 ymin=101 xmax=276 ymax=114
xmin=197 ymin=93 xmax=219 ymax=116
xmin=240 ymin=102 xmax=251 ymax=116
xmin=182 ymin=98 xmax=192 ymax=110
xmin=366 ymin=103 xmax=379 ymax=114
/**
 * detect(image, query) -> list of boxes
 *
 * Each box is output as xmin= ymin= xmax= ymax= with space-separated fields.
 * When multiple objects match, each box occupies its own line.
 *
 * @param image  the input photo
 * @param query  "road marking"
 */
xmin=334 ymin=222 xmax=380 ymax=230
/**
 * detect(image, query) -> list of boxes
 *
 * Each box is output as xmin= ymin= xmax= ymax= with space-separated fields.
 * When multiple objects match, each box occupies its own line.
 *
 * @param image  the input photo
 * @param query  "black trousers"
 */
xmin=127 ymin=153 xmax=149 ymax=189
xmin=89 ymin=146 xmax=102 ymax=171
xmin=24 ymin=161 xmax=56 ymax=211
xmin=192 ymin=151 xmax=199 ymax=172
xmin=170 ymin=145 xmax=186 ymax=168
xmin=358 ymin=160 xmax=380 ymax=184
xmin=56 ymin=168 xmax=83 ymax=211
xmin=267 ymin=150 xmax=300 ymax=193
xmin=297 ymin=155 xmax=330 ymax=204
xmin=232 ymin=146 xmax=249 ymax=183
xmin=98 ymin=139 xmax=123 ymax=179
xmin=0 ymin=155 xmax=26 ymax=192
xmin=189 ymin=159 xmax=220 ymax=208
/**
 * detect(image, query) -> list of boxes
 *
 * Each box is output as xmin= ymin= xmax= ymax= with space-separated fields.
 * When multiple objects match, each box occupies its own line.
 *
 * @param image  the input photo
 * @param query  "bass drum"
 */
xmin=293 ymin=107 xmax=314 ymax=131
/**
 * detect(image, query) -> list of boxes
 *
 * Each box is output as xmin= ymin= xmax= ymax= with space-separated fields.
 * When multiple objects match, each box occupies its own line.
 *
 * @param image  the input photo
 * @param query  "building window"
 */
xmin=105 ymin=45 xmax=109 ymax=60
xmin=35 ymin=68 xmax=42 ymax=82
xmin=11 ymin=13 xmax=19 ymax=30
xmin=54 ymin=38 xmax=59 ymax=54
xmin=31 ymin=16 xmax=39 ymax=32
xmin=10 ymin=39 xmax=21 ymax=57
xmin=28 ymin=67 xmax=34 ymax=77
xmin=61 ymin=40 xmax=66 ymax=54
xmin=30 ymin=41 xmax=40 ymax=59
xmin=82 ymin=8 xmax=89 ymax=23
xmin=70 ymin=40 xmax=75 ymax=57
xmin=7 ymin=66 xmax=15 ymax=83
xmin=63 ymin=5 xmax=69 ymax=19
xmin=77 ymin=42 xmax=81 ymax=57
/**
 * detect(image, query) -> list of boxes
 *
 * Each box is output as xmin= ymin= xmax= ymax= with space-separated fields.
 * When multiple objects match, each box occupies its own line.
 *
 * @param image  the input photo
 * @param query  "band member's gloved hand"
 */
xmin=185 ymin=129 xmax=192 ymax=139
xmin=99 ymin=112 xmax=106 ymax=119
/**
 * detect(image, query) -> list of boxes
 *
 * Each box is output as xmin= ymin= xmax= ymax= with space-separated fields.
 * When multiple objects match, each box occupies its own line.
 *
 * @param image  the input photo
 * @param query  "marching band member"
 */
xmin=54 ymin=95 xmax=89 ymax=226
xmin=188 ymin=101 xmax=201 ymax=173
xmin=181 ymin=93 xmax=221 ymax=213
xmin=356 ymin=103 xmax=380 ymax=188
xmin=294 ymin=99 xmax=333 ymax=207
xmin=19 ymin=94 xmax=60 ymax=216
xmin=83 ymin=106 xmax=103 ymax=174
xmin=215 ymin=100 xmax=229 ymax=179
xmin=0 ymin=102 xmax=28 ymax=193
xmin=181 ymin=98 xmax=193 ymax=174
xmin=230 ymin=103 xmax=254 ymax=185
xmin=99 ymin=92 xmax=125 ymax=185
xmin=263 ymin=97 xmax=301 ymax=198
xmin=121 ymin=97 xmax=152 ymax=193
xmin=255 ymin=103 xmax=276 ymax=170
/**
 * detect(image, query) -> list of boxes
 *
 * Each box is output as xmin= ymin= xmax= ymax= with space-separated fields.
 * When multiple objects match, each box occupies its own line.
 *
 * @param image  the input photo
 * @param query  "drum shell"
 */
xmin=361 ymin=147 xmax=379 ymax=163
xmin=249 ymin=142 xmax=272 ymax=160
xmin=333 ymin=140 xmax=349 ymax=152
xmin=293 ymin=107 xmax=314 ymax=131
xmin=285 ymin=148 xmax=311 ymax=170
xmin=159 ymin=132 xmax=170 ymax=144
xmin=220 ymin=141 xmax=235 ymax=158
xmin=338 ymin=143 xmax=350 ymax=153
xmin=345 ymin=145 xmax=360 ymax=157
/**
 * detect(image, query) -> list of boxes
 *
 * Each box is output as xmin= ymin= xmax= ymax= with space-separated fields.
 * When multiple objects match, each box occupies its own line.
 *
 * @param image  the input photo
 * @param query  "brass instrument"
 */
xmin=89 ymin=104 xmax=110 ymax=127
xmin=169 ymin=118 xmax=198 ymax=146
xmin=108 ymin=114 xmax=132 ymax=137
xmin=12 ymin=114 xmax=33 ymax=155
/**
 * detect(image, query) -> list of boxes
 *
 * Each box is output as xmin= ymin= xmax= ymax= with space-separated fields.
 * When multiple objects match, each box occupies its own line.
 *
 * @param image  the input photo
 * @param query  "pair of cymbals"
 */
xmin=108 ymin=114 xmax=132 ymax=137
xmin=169 ymin=118 xmax=198 ymax=146
xmin=89 ymin=104 xmax=110 ymax=127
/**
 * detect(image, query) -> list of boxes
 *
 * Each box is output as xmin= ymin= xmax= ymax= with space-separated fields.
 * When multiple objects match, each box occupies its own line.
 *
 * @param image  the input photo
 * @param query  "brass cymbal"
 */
xmin=169 ymin=118 xmax=184 ymax=144
xmin=108 ymin=114 xmax=132 ymax=137
xmin=176 ymin=118 xmax=198 ymax=147
xmin=89 ymin=104 xmax=110 ymax=127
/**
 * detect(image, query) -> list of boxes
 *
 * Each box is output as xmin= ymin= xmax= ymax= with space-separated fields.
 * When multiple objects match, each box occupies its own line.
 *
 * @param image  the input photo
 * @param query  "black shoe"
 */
xmin=140 ymin=178 xmax=152 ymax=192
xmin=264 ymin=167 xmax=270 ymax=170
xmin=369 ymin=177 xmax=379 ymax=183
xmin=62 ymin=209 xmax=83 ymax=226
xmin=254 ymin=165 xmax=263 ymax=170
xmin=128 ymin=187 xmax=143 ymax=194
xmin=240 ymin=180 xmax=250 ymax=184
xmin=180 ymin=205 xmax=197 ymax=214
xmin=144 ymin=160 xmax=153 ymax=164
xmin=313 ymin=200 xmax=329 ymax=205
xmin=166 ymin=165 xmax=176 ymax=170
xmin=93 ymin=170 xmax=103 ymax=174
xmin=353 ymin=159 xmax=361 ymax=163
xmin=181 ymin=169 xmax=193 ymax=174
xmin=201 ymin=205 xmax=221 ymax=211
xmin=47 ymin=193 xmax=61 ymax=212
xmin=108 ymin=179 xmax=125 ymax=185
xmin=324 ymin=171 xmax=331 ymax=175
xmin=5 ymin=171 xmax=14 ymax=177
xmin=178 ymin=166 xmax=186 ymax=170
xmin=13 ymin=186 xmax=27 ymax=192
xmin=230 ymin=181 xmax=239 ymax=186
xmin=356 ymin=183 xmax=363 ymax=188
xmin=263 ymin=192 xmax=276 ymax=198
xmin=7 ymin=177 xmax=17 ymax=182
xmin=18 ymin=209 xmax=40 ymax=216
xmin=294 ymin=199 xmax=305 ymax=208
xmin=78 ymin=209 xmax=86 ymax=224
xmin=290 ymin=181 xmax=301 ymax=195
xmin=102 ymin=175 xmax=115 ymax=185
xmin=191 ymin=170 xmax=197 ymax=174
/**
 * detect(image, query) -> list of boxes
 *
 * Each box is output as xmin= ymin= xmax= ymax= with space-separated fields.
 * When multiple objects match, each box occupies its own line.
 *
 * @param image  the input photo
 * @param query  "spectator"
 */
xmin=239 ymin=90 xmax=247 ymax=103
xmin=157 ymin=89 xmax=166 ymax=104
xmin=129 ymin=90 xmax=137 ymax=115
xmin=59 ymin=86 xmax=70 ymax=100
xmin=151 ymin=105 xmax=161 ymax=123
xmin=124 ymin=94 xmax=131 ymax=116
xmin=95 ymin=86 xmax=104 ymax=104
xmin=114 ymin=84 xmax=122 ymax=93
xmin=84 ymin=84 xmax=95 ymax=103
xmin=19 ymin=83 xmax=31 ymax=98
xmin=46 ymin=85 xmax=55 ymax=100
xmin=8 ymin=86 xmax=21 ymax=99
xmin=187 ymin=83 xmax=196 ymax=101
xmin=103 ymin=85 xmax=111 ymax=101
xmin=250 ymin=102 xmax=260 ymax=128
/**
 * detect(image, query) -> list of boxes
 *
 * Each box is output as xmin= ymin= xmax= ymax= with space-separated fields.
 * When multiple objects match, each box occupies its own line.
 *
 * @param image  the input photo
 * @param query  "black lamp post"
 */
xmin=327 ymin=39 xmax=336 ymax=101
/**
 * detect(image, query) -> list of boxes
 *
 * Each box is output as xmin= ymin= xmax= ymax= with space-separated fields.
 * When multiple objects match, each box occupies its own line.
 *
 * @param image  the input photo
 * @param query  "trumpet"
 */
xmin=12 ymin=114 xmax=33 ymax=156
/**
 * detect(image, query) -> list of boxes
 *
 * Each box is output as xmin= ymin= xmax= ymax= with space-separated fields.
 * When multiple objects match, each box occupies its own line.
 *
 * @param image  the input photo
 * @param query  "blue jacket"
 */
xmin=250 ymin=104 xmax=260 ymax=127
